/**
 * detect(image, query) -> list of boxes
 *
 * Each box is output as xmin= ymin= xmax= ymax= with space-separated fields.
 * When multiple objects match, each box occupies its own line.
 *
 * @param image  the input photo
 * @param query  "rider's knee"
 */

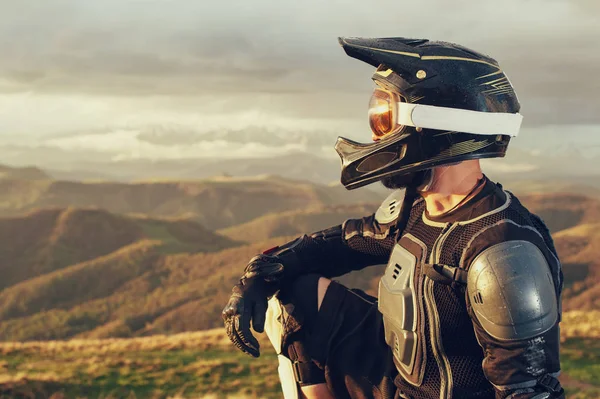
xmin=264 ymin=273 xmax=323 ymax=347
xmin=265 ymin=274 xmax=328 ymax=341
xmin=317 ymin=277 xmax=331 ymax=311
xmin=300 ymin=383 xmax=335 ymax=399
xmin=284 ymin=273 xmax=329 ymax=327
xmin=264 ymin=274 xmax=330 ymax=398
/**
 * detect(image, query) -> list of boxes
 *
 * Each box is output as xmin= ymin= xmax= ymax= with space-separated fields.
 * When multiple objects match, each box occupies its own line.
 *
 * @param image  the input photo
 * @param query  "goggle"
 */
xmin=368 ymin=88 xmax=405 ymax=138
xmin=368 ymin=87 xmax=523 ymax=139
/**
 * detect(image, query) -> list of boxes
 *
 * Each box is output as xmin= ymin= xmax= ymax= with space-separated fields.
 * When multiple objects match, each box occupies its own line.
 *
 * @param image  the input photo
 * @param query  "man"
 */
xmin=222 ymin=37 xmax=564 ymax=399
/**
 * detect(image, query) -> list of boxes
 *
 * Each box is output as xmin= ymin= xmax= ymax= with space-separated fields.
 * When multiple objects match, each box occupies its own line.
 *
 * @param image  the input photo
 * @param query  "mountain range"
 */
xmin=0 ymin=172 xmax=378 ymax=230
xmin=0 ymin=164 xmax=597 ymax=341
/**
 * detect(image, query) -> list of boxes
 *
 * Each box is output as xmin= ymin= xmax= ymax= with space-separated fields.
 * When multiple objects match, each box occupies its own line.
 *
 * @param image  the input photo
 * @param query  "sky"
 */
xmin=0 ymin=0 xmax=598 ymax=164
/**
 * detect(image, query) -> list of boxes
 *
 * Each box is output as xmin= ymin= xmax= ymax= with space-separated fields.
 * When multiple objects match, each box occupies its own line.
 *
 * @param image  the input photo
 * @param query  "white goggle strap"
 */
xmin=397 ymin=103 xmax=523 ymax=137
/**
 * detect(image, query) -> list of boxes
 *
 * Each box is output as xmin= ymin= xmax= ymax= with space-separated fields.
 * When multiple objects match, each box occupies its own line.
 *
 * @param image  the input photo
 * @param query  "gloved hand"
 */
xmin=222 ymin=254 xmax=285 ymax=357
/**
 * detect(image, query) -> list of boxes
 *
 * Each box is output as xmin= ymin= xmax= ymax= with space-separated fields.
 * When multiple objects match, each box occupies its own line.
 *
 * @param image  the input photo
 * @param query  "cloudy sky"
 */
xmin=0 ymin=0 xmax=598 ymax=164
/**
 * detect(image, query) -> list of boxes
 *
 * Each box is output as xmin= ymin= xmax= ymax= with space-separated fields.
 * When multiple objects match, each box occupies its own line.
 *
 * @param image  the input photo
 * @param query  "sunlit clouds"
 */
xmin=0 ymin=0 xmax=598 ymax=163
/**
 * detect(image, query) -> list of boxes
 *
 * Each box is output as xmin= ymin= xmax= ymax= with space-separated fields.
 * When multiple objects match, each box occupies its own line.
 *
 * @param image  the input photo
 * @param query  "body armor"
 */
xmin=376 ymin=181 xmax=562 ymax=399
xmin=379 ymin=243 xmax=420 ymax=380
xmin=468 ymin=240 xmax=558 ymax=341
xmin=262 ymin=178 xmax=563 ymax=399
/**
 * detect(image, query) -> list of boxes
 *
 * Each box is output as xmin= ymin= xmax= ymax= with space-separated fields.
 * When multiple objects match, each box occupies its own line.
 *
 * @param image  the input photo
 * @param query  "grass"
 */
xmin=560 ymin=337 xmax=600 ymax=399
xmin=0 ymin=314 xmax=599 ymax=399
xmin=0 ymin=330 xmax=280 ymax=399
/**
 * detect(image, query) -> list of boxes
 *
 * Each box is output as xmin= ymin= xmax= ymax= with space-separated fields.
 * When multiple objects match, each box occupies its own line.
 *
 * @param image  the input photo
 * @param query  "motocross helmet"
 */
xmin=335 ymin=37 xmax=523 ymax=190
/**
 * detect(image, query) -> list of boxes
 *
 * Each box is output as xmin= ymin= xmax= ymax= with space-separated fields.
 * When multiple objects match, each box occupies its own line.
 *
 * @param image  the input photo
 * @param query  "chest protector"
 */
xmin=374 ymin=190 xmax=428 ymax=386
xmin=379 ymin=243 xmax=420 ymax=379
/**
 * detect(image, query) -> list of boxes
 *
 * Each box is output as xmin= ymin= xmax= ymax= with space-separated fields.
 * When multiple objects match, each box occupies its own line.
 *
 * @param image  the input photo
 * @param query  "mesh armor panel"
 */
xmin=396 ymin=325 xmax=443 ymax=399
xmin=433 ymin=283 xmax=493 ymax=398
xmin=406 ymin=206 xmax=442 ymax=259
xmin=347 ymin=234 xmax=397 ymax=257
xmin=395 ymin=202 xmax=446 ymax=398
xmin=393 ymin=189 xmax=560 ymax=399
xmin=439 ymin=194 xmax=553 ymax=264
xmin=440 ymin=192 xmax=560 ymax=291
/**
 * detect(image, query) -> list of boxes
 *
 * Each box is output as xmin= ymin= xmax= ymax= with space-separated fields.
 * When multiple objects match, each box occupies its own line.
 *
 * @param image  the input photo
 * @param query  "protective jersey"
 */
xmin=279 ymin=178 xmax=563 ymax=399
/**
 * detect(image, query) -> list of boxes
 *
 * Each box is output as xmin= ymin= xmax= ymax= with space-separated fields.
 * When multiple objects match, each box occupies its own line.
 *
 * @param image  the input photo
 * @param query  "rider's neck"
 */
xmin=418 ymin=160 xmax=484 ymax=217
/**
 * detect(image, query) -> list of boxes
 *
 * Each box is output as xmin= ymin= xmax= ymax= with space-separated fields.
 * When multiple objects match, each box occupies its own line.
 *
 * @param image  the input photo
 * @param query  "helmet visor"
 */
xmin=368 ymin=88 xmax=404 ymax=138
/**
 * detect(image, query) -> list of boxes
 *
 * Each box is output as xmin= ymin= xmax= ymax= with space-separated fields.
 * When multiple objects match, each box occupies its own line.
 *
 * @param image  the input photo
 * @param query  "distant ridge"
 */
xmin=218 ymin=203 xmax=378 ymax=243
xmin=0 ymin=169 xmax=598 ymax=341
xmin=0 ymin=236 xmax=285 ymax=341
xmin=519 ymin=193 xmax=600 ymax=233
xmin=554 ymin=222 xmax=600 ymax=311
xmin=0 ymin=176 xmax=381 ymax=230
xmin=0 ymin=164 xmax=50 ymax=181
xmin=0 ymin=207 xmax=236 ymax=291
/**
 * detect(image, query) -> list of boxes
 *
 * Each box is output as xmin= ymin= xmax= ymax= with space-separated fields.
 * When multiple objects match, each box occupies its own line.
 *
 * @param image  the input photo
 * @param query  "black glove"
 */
xmin=222 ymin=254 xmax=284 ymax=357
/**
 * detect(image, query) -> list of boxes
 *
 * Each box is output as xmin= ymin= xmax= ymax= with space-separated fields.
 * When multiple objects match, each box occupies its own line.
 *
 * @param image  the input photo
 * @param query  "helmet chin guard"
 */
xmin=336 ymin=36 xmax=521 ymax=190
xmin=335 ymin=134 xmax=409 ymax=190
xmin=335 ymin=129 xmax=510 ymax=190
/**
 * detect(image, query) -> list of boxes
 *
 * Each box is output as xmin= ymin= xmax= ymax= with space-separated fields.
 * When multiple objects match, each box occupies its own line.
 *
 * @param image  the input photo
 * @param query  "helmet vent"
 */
xmin=389 ymin=200 xmax=397 ymax=214
xmin=473 ymin=292 xmax=484 ymax=304
xmin=393 ymin=333 xmax=401 ymax=355
xmin=392 ymin=263 xmax=402 ymax=280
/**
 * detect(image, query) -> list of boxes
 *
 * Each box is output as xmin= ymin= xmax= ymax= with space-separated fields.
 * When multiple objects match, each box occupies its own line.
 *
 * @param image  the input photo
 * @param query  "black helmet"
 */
xmin=335 ymin=37 xmax=523 ymax=190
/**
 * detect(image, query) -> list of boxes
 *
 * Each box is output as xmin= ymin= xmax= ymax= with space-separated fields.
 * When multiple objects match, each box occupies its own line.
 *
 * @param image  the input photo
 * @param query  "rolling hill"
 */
xmin=0 ymin=201 xmax=385 ymax=341
xmin=218 ymin=203 xmax=378 ymax=243
xmin=0 ymin=201 xmax=392 ymax=341
xmin=217 ymin=190 xmax=600 ymax=243
xmin=519 ymin=193 xmax=600 ymax=233
xmin=504 ymin=179 xmax=600 ymax=200
xmin=0 ymin=207 xmax=235 ymax=289
xmin=0 ymin=207 xmax=238 ymax=341
xmin=0 ymin=170 xmax=598 ymax=342
xmin=0 ymin=236 xmax=287 ymax=341
xmin=553 ymin=223 xmax=600 ymax=311
xmin=0 ymin=164 xmax=50 ymax=181
xmin=0 ymin=175 xmax=380 ymax=230
xmin=0 ymin=207 xmax=143 ymax=290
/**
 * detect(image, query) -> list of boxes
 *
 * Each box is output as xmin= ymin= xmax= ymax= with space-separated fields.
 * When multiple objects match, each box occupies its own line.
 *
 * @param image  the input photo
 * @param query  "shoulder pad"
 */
xmin=468 ymin=241 xmax=558 ymax=341
xmin=375 ymin=189 xmax=405 ymax=224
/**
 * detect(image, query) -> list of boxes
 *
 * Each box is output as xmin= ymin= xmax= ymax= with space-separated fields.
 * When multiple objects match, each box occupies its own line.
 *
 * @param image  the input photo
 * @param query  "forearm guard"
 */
xmin=261 ymin=213 xmax=399 ymax=283
xmin=248 ymin=189 xmax=412 ymax=285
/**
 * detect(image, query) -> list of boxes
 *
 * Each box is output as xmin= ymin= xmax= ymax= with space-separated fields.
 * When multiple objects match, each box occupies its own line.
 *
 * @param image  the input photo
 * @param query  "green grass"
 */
xmin=562 ymin=338 xmax=600 ymax=383
xmin=0 ymin=331 xmax=281 ymax=399
xmin=560 ymin=338 xmax=600 ymax=399
xmin=0 ymin=332 xmax=597 ymax=398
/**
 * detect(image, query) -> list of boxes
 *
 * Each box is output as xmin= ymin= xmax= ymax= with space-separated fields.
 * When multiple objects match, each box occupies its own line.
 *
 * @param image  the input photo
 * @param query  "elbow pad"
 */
xmin=343 ymin=189 xmax=406 ymax=242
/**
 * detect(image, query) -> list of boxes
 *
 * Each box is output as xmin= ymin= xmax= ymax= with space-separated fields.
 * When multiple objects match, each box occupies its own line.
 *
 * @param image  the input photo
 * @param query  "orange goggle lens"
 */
xmin=368 ymin=89 xmax=403 ymax=138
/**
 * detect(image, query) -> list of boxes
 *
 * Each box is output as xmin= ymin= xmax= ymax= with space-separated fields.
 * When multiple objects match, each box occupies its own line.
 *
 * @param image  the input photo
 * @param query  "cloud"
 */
xmin=1 ymin=1 xmax=596 ymax=90
xmin=0 ymin=91 xmax=365 ymax=139
xmin=28 ymin=127 xmax=338 ymax=162
xmin=0 ymin=0 xmax=597 ymax=138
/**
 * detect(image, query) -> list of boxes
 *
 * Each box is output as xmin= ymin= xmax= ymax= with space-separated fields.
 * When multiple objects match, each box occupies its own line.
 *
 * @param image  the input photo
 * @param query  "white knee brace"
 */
xmin=264 ymin=296 xmax=300 ymax=399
